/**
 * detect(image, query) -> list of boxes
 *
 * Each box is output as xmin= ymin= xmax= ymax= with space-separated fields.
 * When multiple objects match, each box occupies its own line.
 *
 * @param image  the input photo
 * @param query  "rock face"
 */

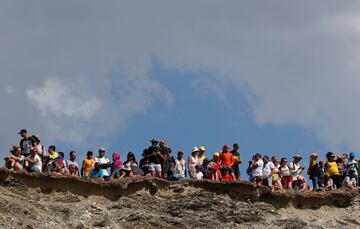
xmin=0 ymin=169 xmax=359 ymax=228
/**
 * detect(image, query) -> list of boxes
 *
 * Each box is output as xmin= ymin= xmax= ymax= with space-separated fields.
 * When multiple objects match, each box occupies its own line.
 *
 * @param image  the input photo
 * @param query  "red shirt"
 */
xmin=223 ymin=174 xmax=233 ymax=181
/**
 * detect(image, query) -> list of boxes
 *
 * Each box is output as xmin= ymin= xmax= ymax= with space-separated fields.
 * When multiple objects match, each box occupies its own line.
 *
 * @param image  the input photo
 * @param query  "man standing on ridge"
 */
xmin=19 ymin=129 xmax=33 ymax=157
xmin=95 ymin=147 xmax=111 ymax=178
xmin=231 ymin=143 xmax=242 ymax=181
xmin=146 ymin=138 xmax=163 ymax=177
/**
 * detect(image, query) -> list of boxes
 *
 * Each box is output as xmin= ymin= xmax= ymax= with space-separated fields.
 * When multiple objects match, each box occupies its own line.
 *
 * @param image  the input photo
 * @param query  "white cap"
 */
xmin=99 ymin=147 xmax=106 ymax=152
xmin=192 ymin=147 xmax=199 ymax=153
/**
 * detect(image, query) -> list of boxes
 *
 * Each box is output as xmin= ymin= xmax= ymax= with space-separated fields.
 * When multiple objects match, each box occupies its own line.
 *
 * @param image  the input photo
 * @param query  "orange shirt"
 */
xmin=220 ymin=152 xmax=234 ymax=167
xmin=82 ymin=159 xmax=95 ymax=177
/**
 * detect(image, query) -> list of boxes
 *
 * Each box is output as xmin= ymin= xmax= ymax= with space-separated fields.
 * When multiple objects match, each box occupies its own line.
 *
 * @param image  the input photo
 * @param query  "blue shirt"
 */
xmin=88 ymin=169 xmax=104 ymax=178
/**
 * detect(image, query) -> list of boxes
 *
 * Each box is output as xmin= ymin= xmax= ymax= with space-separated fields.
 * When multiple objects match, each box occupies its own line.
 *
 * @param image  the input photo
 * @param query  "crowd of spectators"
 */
xmin=3 ymin=129 xmax=359 ymax=191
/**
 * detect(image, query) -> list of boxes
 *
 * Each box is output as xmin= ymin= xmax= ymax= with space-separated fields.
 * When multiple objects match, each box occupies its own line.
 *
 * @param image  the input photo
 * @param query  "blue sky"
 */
xmin=1 ymin=1 xmax=360 ymax=179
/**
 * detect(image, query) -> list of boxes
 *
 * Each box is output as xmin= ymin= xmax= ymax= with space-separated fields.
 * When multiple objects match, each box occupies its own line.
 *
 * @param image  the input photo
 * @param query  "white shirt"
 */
xmin=28 ymin=154 xmax=42 ymax=172
xmin=263 ymin=161 xmax=275 ymax=177
xmin=252 ymin=159 xmax=264 ymax=177
xmin=345 ymin=159 xmax=358 ymax=176
xmin=95 ymin=156 xmax=110 ymax=176
xmin=343 ymin=176 xmax=357 ymax=187
xmin=195 ymin=171 xmax=203 ymax=180
xmin=289 ymin=162 xmax=301 ymax=181
xmin=175 ymin=159 xmax=186 ymax=178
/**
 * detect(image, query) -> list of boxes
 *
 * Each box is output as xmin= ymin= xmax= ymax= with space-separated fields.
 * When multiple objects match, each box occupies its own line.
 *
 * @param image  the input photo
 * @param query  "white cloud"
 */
xmin=26 ymin=78 xmax=102 ymax=120
xmin=1 ymin=1 xmax=360 ymax=153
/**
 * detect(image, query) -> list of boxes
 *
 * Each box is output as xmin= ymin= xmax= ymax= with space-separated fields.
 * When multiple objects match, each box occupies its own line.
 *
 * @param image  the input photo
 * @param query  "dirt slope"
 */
xmin=0 ymin=170 xmax=359 ymax=229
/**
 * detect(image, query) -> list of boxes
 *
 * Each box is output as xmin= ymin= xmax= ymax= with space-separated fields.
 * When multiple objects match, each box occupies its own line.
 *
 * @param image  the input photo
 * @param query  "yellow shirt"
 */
xmin=197 ymin=155 xmax=206 ymax=164
xmin=326 ymin=161 xmax=339 ymax=176
xmin=48 ymin=152 xmax=59 ymax=160
xmin=82 ymin=159 xmax=95 ymax=177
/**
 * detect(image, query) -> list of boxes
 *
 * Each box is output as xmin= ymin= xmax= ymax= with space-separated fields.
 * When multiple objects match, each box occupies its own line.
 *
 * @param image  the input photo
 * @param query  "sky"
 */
xmin=1 ymin=1 xmax=360 ymax=177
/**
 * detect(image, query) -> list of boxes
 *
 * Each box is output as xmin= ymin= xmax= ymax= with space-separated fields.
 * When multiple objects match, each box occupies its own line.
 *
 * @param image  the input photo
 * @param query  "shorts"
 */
xmin=149 ymin=163 xmax=162 ymax=172
xmin=232 ymin=165 xmax=240 ymax=177
xmin=28 ymin=166 xmax=41 ymax=173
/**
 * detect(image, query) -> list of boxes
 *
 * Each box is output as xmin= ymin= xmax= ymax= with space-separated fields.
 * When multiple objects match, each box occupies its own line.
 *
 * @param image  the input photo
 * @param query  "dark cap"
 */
xmin=18 ymin=129 xmax=27 ymax=134
xmin=233 ymin=143 xmax=239 ymax=148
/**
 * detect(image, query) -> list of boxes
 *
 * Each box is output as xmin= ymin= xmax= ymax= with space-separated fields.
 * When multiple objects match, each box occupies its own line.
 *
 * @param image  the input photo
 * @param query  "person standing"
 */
xmin=19 ymin=129 xmax=33 ymax=157
xmin=307 ymin=153 xmax=321 ymax=192
xmin=262 ymin=155 xmax=275 ymax=187
xmin=345 ymin=152 xmax=358 ymax=184
xmin=325 ymin=152 xmax=342 ymax=189
xmin=94 ymin=147 xmax=111 ymax=178
xmin=197 ymin=146 xmax=207 ymax=164
xmin=249 ymin=153 xmax=264 ymax=186
xmin=81 ymin=151 xmax=95 ymax=178
xmin=146 ymin=138 xmax=163 ymax=177
xmin=231 ymin=143 xmax=242 ymax=181
xmin=188 ymin=147 xmax=199 ymax=178
xmin=174 ymin=150 xmax=186 ymax=179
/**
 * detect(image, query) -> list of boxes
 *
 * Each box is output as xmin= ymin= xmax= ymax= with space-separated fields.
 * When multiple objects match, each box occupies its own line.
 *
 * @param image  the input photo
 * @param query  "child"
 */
xmin=195 ymin=164 xmax=204 ymax=180
xmin=208 ymin=162 xmax=223 ymax=181
xmin=222 ymin=167 xmax=233 ymax=181
xmin=323 ymin=174 xmax=334 ymax=191
xmin=81 ymin=151 xmax=95 ymax=178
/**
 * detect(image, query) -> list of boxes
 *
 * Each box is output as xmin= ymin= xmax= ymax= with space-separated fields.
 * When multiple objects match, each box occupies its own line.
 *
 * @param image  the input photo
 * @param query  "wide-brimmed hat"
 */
xmin=120 ymin=164 xmax=132 ymax=171
xmin=310 ymin=153 xmax=319 ymax=158
xmin=199 ymin=146 xmax=206 ymax=151
xmin=293 ymin=155 xmax=303 ymax=160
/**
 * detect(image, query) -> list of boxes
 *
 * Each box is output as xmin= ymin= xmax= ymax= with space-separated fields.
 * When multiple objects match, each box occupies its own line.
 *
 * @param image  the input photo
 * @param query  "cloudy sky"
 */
xmin=1 ymin=1 xmax=360 ymax=174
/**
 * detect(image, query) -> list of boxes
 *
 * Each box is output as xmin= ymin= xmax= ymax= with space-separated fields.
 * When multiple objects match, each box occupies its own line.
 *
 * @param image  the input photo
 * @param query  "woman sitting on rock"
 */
xmin=4 ymin=145 xmax=23 ymax=171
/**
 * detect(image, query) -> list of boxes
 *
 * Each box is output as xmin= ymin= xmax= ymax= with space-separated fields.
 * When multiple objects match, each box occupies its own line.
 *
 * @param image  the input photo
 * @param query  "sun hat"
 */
xmin=293 ymin=155 xmax=303 ymax=160
xmin=192 ymin=147 xmax=199 ymax=153
xmin=199 ymin=146 xmax=206 ymax=151
xmin=213 ymin=152 xmax=220 ymax=157
xmin=310 ymin=153 xmax=319 ymax=158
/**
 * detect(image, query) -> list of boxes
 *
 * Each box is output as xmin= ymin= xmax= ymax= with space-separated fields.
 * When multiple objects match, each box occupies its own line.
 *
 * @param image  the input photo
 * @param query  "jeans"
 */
xmin=311 ymin=176 xmax=319 ymax=191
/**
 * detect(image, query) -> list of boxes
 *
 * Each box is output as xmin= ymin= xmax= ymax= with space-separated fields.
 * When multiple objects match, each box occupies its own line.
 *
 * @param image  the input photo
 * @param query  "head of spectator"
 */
xmin=98 ymin=147 xmax=106 ymax=158
xmin=11 ymin=145 xmax=21 ymax=157
xmin=280 ymin=158 xmax=287 ymax=167
xmin=213 ymin=152 xmax=220 ymax=164
xmin=199 ymin=146 xmax=206 ymax=156
xmin=293 ymin=155 xmax=303 ymax=163
xmin=58 ymin=152 xmax=65 ymax=159
xmin=31 ymin=134 xmax=41 ymax=145
xmin=349 ymin=152 xmax=356 ymax=160
xmin=254 ymin=153 xmax=262 ymax=161
xmin=111 ymin=152 xmax=123 ymax=175
xmin=233 ymin=143 xmax=239 ymax=152
xmin=18 ymin=129 xmax=28 ymax=139
xmin=203 ymin=158 xmax=210 ymax=167
xmin=87 ymin=150 xmax=93 ymax=159
xmin=222 ymin=144 xmax=230 ymax=153
xmin=126 ymin=152 xmax=137 ymax=164
xmin=191 ymin=147 xmax=199 ymax=157
xmin=150 ymin=138 xmax=159 ymax=147
xmin=319 ymin=160 xmax=324 ymax=168
xmin=263 ymin=155 xmax=270 ymax=164
xmin=48 ymin=145 xmax=56 ymax=155
xmin=271 ymin=156 xmax=279 ymax=166
xmin=326 ymin=152 xmax=335 ymax=162
xmin=159 ymin=140 xmax=166 ymax=148
xmin=69 ymin=151 xmax=77 ymax=161
xmin=68 ymin=164 xmax=78 ymax=176
xmin=341 ymin=153 xmax=349 ymax=160
xmin=177 ymin=150 xmax=184 ymax=160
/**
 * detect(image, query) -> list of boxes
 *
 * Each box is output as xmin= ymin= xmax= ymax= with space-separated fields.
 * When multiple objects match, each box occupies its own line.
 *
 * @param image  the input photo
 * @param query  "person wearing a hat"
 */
xmin=94 ymin=147 xmax=111 ymax=178
xmin=289 ymin=154 xmax=305 ymax=182
xmin=307 ymin=153 xmax=321 ymax=191
xmin=146 ymin=138 xmax=163 ymax=177
xmin=188 ymin=147 xmax=199 ymax=178
xmin=325 ymin=152 xmax=342 ymax=189
xmin=345 ymin=152 xmax=358 ymax=184
xmin=173 ymin=150 xmax=186 ymax=180
xmin=18 ymin=129 xmax=33 ymax=157
xmin=4 ymin=145 xmax=23 ymax=171
xmin=197 ymin=146 xmax=207 ymax=164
